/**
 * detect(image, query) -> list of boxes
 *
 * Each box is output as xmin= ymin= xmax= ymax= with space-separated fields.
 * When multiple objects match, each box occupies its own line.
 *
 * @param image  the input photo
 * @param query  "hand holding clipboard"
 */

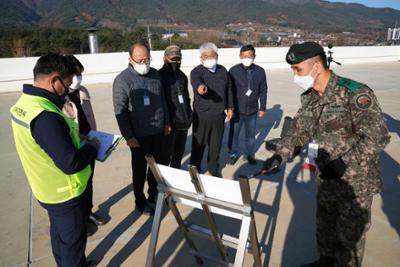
xmin=84 ymin=130 xmax=123 ymax=162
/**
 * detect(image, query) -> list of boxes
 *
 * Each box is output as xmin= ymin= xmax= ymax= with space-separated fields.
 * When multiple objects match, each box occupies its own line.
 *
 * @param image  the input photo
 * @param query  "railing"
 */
xmin=0 ymin=46 xmax=399 ymax=93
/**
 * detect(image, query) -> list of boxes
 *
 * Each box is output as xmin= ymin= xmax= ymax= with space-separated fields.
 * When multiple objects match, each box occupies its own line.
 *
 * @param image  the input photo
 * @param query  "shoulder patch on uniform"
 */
xmin=337 ymin=78 xmax=361 ymax=92
xmin=355 ymin=94 xmax=372 ymax=110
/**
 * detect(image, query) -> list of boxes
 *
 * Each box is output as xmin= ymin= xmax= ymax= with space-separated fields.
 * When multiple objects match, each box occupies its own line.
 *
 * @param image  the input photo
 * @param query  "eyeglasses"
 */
xmin=201 ymin=55 xmax=217 ymax=60
xmin=131 ymin=57 xmax=151 ymax=64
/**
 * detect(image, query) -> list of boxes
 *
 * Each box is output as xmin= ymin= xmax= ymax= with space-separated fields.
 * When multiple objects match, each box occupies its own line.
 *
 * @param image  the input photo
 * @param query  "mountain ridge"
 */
xmin=0 ymin=0 xmax=398 ymax=33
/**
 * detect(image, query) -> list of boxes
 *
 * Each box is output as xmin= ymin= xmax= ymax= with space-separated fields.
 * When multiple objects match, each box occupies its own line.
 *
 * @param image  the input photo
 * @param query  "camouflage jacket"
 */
xmin=277 ymin=72 xmax=390 ymax=195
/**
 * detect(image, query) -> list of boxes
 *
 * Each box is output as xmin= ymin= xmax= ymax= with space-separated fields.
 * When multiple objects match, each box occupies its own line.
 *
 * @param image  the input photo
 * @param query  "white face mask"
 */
xmin=133 ymin=63 xmax=150 ymax=75
xmin=293 ymin=75 xmax=314 ymax=91
xmin=241 ymin=58 xmax=254 ymax=67
xmin=293 ymin=65 xmax=317 ymax=91
xmin=69 ymin=75 xmax=82 ymax=91
xmin=202 ymin=59 xmax=217 ymax=70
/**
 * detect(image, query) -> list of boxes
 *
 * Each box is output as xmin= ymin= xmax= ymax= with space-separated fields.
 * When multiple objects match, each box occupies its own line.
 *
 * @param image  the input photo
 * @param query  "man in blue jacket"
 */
xmin=229 ymin=45 xmax=268 ymax=165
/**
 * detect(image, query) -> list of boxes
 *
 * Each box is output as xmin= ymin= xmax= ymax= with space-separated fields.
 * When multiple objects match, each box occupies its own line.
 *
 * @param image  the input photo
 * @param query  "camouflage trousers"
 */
xmin=316 ymin=179 xmax=373 ymax=267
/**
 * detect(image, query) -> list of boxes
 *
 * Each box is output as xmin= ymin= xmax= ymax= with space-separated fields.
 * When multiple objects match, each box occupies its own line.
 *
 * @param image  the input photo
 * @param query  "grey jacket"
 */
xmin=113 ymin=65 xmax=169 ymax=139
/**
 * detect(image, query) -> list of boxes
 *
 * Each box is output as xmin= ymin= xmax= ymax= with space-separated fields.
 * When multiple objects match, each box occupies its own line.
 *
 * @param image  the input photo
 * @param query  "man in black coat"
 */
xmin=159 ymin=45 xmax=192 ymax=169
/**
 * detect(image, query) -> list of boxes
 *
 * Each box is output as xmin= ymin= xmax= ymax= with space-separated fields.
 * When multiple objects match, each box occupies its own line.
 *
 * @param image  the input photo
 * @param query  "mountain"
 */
xmin=1 ymin=0 xmax=399 ymax=33
xmin=0 ymin=0 xmax=41 ymax=26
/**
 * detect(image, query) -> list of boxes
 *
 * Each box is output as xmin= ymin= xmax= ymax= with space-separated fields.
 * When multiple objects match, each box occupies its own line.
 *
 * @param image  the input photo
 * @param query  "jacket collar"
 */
xmin=200 ymin=64 xmax=219 ymax=73
xmin=241 ymin=63 xmax=255 ymax=71
xmin=127 ymin=63 xmax=151 ymax=77
xmin=160 ymin=64 xmax=183 ymax=76
xmin=319 ymin=71 xmax=339 ymax=105
xmin=300 ymin=71 xmax=338 ymax=107
xmin=23 ymin=84 xmax=66 ymax=109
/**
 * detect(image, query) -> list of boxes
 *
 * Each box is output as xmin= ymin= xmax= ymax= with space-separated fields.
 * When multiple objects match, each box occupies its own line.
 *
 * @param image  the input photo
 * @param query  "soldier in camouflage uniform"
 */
xmin=261 ymin=42 xmax=390 ymax=267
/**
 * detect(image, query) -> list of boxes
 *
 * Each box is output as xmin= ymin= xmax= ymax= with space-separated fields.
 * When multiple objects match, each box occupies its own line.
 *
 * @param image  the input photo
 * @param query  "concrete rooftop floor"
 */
xmin=0 ymin=61 xmax=399 ymax=267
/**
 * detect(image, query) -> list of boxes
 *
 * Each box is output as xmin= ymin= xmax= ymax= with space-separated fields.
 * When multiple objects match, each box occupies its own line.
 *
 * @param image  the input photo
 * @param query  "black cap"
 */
xmin=286 ymin=42 xmax=325 ymax=65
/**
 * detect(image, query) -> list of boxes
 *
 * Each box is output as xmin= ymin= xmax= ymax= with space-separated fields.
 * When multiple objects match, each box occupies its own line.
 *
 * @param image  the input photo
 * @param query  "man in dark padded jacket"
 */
xmin=159 ymin=45 xmax=192 ymax=169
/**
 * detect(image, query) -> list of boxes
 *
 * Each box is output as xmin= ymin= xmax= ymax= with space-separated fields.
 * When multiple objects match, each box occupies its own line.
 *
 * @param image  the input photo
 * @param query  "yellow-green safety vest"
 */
xmin=10 ymin=93 xmax=91 ymax=204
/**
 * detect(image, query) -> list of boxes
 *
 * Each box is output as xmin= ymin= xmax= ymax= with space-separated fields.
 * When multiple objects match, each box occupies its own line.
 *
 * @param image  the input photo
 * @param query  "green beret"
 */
xmin=286 ymin=42 xmax=325 ymax=65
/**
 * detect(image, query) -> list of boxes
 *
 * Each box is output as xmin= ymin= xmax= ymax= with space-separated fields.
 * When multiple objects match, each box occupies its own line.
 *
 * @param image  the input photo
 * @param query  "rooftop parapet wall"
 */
xmin=0 ymin=46 xmax=399 ymax=93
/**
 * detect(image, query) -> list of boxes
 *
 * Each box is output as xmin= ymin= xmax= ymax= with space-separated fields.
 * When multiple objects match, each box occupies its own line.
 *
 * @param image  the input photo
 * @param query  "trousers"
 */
xmin=190 ymin=113 xmax=225 ymax=175
xmin=164 ymin=128 xmax=188 ymax=169
xmin=40 ymin=189 xmax=88 ymax=267
xmin=231 ymin=112 xmax=257 ymax=158
xmin=130 ymin=132 xmax=165 ymax=209
xmin=316 ymin=180 xmax=373 ymax=267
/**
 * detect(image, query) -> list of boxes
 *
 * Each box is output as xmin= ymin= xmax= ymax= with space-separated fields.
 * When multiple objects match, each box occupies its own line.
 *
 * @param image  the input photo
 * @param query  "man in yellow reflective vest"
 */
xmin=10 ymin=54 xmax=99 ymax=267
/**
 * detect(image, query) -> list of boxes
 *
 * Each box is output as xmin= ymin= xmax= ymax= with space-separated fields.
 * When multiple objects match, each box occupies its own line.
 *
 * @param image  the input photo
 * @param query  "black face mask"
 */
xmin=167 ymin=62 xmax=181 ymax=72
xmin=52 ymin=76 xmax=69 ymax=98
xmin=60 ymin=88 xmax=69 ymax=98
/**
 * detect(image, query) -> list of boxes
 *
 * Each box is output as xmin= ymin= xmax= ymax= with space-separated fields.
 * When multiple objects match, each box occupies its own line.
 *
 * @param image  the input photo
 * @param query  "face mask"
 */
xmin=293 ymin=65 xmax=317 ymax=91
xmin=69 ymin=75 xmax=82 ymax=90
xmin=167 ymin=62 xmax=181 ymax=72
xmin=241 ymin=58 xmax=254 ymax=67
xmin=293 ymin=75 xmax=314 ymax=91
xmin=133 ymin=63 xmax=150 ymax=75
xmin=60 ymin=88 xmax=69 ymax=98
xmin=52 ymin=77 xmax=69 ymax=98
xmin=202 ymin=59 xmax=217 ymax=70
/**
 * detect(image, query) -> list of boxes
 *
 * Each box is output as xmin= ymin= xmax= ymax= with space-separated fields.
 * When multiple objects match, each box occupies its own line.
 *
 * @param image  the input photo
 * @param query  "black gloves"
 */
xmin=315 ymin=149 xmax=347 ymax=180
xmin=261 ymin=150 xmax=347 ymax=179
xmin=261 ymin=154 xmax=282 ymax=175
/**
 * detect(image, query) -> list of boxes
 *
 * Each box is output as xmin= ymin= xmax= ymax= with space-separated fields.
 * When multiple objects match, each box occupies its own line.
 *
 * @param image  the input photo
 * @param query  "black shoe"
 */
xmin=246 ymin=156 xmax=257 ymax=165
xmin=86 ymin=220 xmax=98 ymax=237
xmin=143 ymin=204 xmax=155 ymax=216
xmin=86 ymin=259 xmax=97 ymax=267
xmin=147 ymin=200 xmax=156 ymax=209
xmin=229 ymin=154 xmax=239 ymax=165
xmin=207 ymin=170 xmax=222 ymax=178
xmin=89 ymin=213 xmax=107 ymax=226
xmin=135 ymin=204 xmax=155 ymax=216
xmin=135 ymin=205 xmax=145 ymax=213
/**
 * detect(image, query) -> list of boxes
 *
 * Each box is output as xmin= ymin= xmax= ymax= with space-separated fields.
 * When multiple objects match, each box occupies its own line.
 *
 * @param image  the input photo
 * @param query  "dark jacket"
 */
xmin=24 ymin=85 xmax=97 ymax=175
xmin=190 ymin=64 xmax=234 ymax=119
xmin=113 ymin=65 xmax=170 ymax=139
xmin=229 ymin=63 xmax=267 ymax=116
xmin=67 ymin=89 xmax=91 ymax=135
xmin=159 ymin=64 xmax=192 ymax=130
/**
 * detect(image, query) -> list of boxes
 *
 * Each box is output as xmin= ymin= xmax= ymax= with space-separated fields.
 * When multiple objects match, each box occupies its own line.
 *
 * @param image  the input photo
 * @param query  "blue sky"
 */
xmin=328 ymin=0 xmax=400 ymax=10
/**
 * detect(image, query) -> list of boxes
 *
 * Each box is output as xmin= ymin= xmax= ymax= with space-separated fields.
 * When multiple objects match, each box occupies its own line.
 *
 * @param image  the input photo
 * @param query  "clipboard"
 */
xmin=82 ymin=130 xmax=123 ymax=162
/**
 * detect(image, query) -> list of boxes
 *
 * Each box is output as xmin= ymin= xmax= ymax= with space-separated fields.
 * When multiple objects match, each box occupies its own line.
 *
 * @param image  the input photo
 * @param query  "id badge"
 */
xmin=308 ymin=142 xmax=319 ymax=159
xmin=178 ymin=94 xmax=184 ymax=104
xmin=245 ymin=88 xmax=252 ymax=96
xmin=144 ymin=95 xmax=150 ymax=106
